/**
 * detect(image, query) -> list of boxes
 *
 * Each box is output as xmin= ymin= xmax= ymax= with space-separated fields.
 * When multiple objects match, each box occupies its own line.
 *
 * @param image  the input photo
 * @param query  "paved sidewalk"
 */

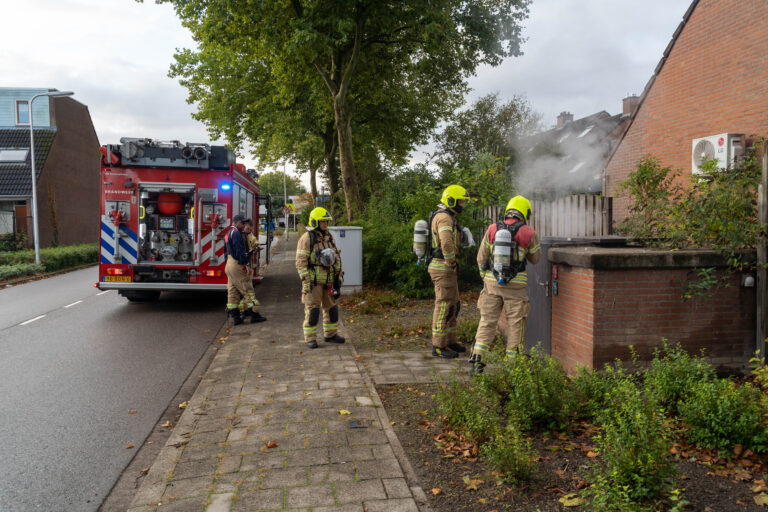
xmin=128 ymin=236 xmax=438 ymax=512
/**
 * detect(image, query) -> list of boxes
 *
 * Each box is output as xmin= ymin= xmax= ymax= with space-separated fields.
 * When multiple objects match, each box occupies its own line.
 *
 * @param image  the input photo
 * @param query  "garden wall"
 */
xmin=548 ymin=246 xmax=756 ymax=374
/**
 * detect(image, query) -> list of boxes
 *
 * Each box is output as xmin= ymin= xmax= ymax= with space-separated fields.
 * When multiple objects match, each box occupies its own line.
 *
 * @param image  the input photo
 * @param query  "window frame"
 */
xmin=15 ymin=100 xmax=30 ymax=125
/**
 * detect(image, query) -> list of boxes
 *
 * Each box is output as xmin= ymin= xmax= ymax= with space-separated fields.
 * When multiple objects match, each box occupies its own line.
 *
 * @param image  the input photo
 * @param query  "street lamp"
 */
xmin=29 ymin=90 xmax=74 ymax=264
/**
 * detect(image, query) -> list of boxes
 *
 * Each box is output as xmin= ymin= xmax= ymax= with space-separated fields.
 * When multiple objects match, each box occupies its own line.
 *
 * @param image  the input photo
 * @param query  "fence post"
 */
xmin=758 ymin=152 xmax=767 ymax=361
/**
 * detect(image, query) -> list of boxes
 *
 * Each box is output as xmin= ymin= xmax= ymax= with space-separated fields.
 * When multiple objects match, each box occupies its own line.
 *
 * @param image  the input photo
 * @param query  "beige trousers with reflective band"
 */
xmin=301 ymin=281 xmax=338 ymax=342
xmin=225 ymin=255 xmax=260 ymax=312
xmin=428 ymin=268 xmax=459 ymax=348
xmin=473 ymin=282 xmax=529 ymax=355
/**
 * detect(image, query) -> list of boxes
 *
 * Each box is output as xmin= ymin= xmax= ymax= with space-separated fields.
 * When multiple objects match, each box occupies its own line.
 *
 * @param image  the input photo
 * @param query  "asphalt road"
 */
xmin=0 ymin=267 xmax=226 ymax=511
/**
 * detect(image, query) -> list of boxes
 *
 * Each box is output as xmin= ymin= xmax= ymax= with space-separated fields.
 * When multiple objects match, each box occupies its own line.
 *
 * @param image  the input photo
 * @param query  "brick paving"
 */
xmin=127 ymin=236 xmax=449 ymax=512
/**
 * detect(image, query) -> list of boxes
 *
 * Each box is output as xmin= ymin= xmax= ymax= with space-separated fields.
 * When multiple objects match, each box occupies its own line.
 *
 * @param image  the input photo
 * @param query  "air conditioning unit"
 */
xmin=691 ymin=133 xmax=745 ymax=174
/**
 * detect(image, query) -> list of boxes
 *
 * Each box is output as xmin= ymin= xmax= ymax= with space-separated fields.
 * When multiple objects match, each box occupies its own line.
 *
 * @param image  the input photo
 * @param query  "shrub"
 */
xmin=644 ymin=341 xmax=716 ymax=414
xmin=587 ymin=379 xmax=675 ymax=509
xmin=571 ymin=362 xmax=631 ymax=423
xmin=678 ymin=378 xmax=768 ymax=453
xmin=455 ymin=319 xmax=478 ymax=345
xmin=480 ymin=346 xmax=575 ymax=431
xmin=0 ymin=263 xmax=45 ymax=281
xmin=0 ymin=243 xmax=98 ymax=271
xmin=436 ymin=375 xmax=500 ymax=443
xmin=480 ymin=422 xmax=537 ymax=483
xmin=0 ymin=233 xmax=27 ymax=252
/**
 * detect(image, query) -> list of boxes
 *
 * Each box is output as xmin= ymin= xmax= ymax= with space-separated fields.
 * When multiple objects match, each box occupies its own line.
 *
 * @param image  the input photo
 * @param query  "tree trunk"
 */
xmin=334 ymin=96 xmax=361 ymax=222
xmin=323 ymin=127 xmax=341 ymax=219
xmin=308 ymin=153 xmax=318 ymax=204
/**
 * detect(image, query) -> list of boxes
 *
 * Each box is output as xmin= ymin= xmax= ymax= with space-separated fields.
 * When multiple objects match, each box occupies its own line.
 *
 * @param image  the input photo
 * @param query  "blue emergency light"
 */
xmin=220 ymin=183 xmax=232 ymax=191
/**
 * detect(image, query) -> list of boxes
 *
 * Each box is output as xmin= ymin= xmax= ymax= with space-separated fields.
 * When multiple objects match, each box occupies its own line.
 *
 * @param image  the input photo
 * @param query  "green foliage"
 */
xmin=0 ymin=233 xmax=27 ymax=252
xmin=587 ymin=379 xmax=675 ymax=509
xmin=678 ymin=378 xmax=768 ymax=453
xmin=749 ymin=354 xmax=768 ymax=391
xmin=455 ymin=319 xmax=479 ymax=345
xmin=479 ymin=346 xmax=575 ymax=431
xmin=435 ymin=376 xmax=501 ymax=444
xmin=644 ymin=341 xmax=716 ymax=414
xmin=0 ymin=263 xmax=45 ymax=281
xmin=480 ymin=423 xmax=537 ymax=484
xmin=571 ymin=362 xmax=631 ymax=422
xmin=0 ymin=244 xmax=98 ymax=272
xmin=257 ymin=171 xmax=306 ymax=197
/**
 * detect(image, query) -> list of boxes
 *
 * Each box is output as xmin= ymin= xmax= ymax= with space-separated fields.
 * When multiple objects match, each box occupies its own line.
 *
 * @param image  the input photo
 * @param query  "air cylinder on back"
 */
xmin=493 ymin=228 xmax=512 ymax=284
xmin=413 ymin=219 xmax=428 ymax=263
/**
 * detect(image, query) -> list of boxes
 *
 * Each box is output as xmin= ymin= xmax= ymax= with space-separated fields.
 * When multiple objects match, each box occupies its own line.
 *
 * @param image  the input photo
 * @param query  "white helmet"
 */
xmin=319 ymin=248 xmax=337 ymax=267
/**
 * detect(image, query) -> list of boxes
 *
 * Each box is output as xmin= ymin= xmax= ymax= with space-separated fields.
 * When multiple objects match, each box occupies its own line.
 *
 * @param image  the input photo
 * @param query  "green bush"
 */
xmin=0 ymin=263 xmax=45 ymax=281
xmin=678 ymin=378 xmax=768 ymax=453
xmin=436 ymin=375 xmax=500 ymax=443
xmin=0 ymin=243 xmax=98 ymax=271
xmin=588 ymin=379 xmax=675 ymax=510
xmin=480 ymin=346 xmax=575 ymax=431
xmin=480 ymin=423 xmax=537 ymax=484
xmin=571 ymin=362 xmax=631 ymax=423
xmin=0 ymin=233 xmax=27 ymax=252
xmin=644 ymin=341 xmax=716 ymax=414
xmin=455 ymin=319 xmax=478 ymax=345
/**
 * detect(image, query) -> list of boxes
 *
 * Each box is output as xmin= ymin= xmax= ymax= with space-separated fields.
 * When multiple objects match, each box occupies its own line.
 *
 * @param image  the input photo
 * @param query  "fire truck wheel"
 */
xmin=121 ymin=290 xmax=161 ymax=302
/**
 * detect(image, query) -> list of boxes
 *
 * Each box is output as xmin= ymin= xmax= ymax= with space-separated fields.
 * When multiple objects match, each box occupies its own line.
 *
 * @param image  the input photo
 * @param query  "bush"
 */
xmin=480 ymin=346 xmax=575 ymax=431
xmin=588 ymin=379 xmax=675 ymax=509
xmin=0 ymin=263 xmax=45 ymax=281
xmin=0 ymin=243 xmax=98 ymax=271
xmin=644 ymin=341 xmax=716 ymax=414
xmin=0 ymin=233 xmax=27 ymax=252
xmin=678 ymin=378 xmax=768 ymax=453
xmin=571 ymin=362 xmax=631 ymax=423
xmin=480 ymin=423 xmax=537 ymax=483
xmin=455 ymin=319 xmax=479 ymax=345
xmin=436 ymin=376 xmax=500 ymax=443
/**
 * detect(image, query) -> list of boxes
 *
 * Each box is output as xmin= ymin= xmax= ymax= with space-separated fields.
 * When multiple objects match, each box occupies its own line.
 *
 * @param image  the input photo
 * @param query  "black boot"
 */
xmin=227 ymin=308 xmax=243 ymax=326
xmin=246 ymin=310 xmax=267 ymax=323
xmin=469 ymin=354 xmax=485 ymax=377
xmin=432 ymin=346 xmax=459 ymax=359
xmin=307 ymin=340 xmax=319 ymax=349
xmin=447 ymin=342 xmax=466 ymax=353
xmin=324 ymin=334 xmax=345 ymax=344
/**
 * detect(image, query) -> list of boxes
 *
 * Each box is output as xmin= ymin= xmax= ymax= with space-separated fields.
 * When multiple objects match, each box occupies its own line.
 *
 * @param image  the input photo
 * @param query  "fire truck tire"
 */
xmin=120 ymin=290 xmax=161 ymax=302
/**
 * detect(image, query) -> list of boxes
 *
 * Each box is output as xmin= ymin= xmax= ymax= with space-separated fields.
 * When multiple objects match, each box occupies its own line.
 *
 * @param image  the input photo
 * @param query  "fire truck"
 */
xmin=96 ymin=137 xmax=263 ymax=301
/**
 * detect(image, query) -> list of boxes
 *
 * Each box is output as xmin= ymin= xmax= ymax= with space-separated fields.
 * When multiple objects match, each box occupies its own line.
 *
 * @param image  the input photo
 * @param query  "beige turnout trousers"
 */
xmin=225 ymin=255 xmax=261 ymax=313
xmin=428 ymin=267 xmax=460 ymax=348
xmin=473 ymin=282 xmax=529 ymax=358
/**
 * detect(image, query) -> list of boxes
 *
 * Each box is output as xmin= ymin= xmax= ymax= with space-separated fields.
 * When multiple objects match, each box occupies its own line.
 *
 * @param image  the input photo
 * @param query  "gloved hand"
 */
xmin=514 ymin=225 xmax=535 ymax=249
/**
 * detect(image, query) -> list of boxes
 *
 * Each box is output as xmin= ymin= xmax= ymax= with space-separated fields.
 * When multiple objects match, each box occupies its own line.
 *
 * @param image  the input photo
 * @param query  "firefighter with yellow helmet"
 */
xmin=469 ymin=195 xmax=541 ymax=375
xmin=427 ymin=185 xmax=472 ymax=358
xmin=296 ymin=207 xmax=344 ymax=348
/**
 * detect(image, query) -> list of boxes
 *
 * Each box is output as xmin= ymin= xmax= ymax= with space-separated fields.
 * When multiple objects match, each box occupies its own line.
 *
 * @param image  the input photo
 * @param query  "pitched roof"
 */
xmin=0 ymin=127 xmax=56 ymax=197
xmin=520 ymin=111 xmax=627 ymax=196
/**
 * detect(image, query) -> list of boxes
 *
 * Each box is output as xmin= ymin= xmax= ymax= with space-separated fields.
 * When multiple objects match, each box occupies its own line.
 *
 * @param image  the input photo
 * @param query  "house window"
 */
xmin=16 ymin=100 xmax=30 ymax=125
xmin=0 ymin=148 xmax=30 ymax=162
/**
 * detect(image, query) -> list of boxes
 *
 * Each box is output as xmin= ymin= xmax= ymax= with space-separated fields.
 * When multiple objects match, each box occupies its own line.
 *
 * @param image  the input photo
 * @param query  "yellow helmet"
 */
xmin=440 ymin=185 xmax=470 ymax=210
xmin=308 ymin=207 xmax=333 ymax=229
xmin=505 ymin=195 xmax=532 ymax=221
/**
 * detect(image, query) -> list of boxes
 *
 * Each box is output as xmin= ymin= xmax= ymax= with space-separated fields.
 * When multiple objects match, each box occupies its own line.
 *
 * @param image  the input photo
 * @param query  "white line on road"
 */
xmin=96 ymin=291 xmax=111 ymax=296
xmin=64 ymin=300 xmax=83 ymax=308
xmin=20 ymin=315 xmax=46 ymax=326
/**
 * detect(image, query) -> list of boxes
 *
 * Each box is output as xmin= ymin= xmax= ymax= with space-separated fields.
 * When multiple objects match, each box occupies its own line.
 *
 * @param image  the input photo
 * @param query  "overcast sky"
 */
xmin=1 ymin=0 xmax=693 ymax=183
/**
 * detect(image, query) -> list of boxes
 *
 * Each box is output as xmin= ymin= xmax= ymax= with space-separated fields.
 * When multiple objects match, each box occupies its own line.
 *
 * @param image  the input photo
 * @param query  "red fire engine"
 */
xmin=96 ymin=137 xmax=262 ymax=301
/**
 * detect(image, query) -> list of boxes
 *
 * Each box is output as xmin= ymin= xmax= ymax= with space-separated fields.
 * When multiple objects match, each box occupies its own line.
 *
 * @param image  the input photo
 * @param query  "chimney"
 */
xmin=622 ymin=94 xmax=639 ymax=115
xmin=556 ymin=111 xmax=573 ymax=129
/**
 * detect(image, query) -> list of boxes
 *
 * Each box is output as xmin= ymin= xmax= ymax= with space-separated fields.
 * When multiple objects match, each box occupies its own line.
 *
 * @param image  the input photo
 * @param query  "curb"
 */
xmin=1 ymin=263 xmax=97 ymax=288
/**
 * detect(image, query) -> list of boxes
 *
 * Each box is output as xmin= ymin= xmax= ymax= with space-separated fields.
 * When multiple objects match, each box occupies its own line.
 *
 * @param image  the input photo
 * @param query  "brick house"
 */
xmin=0 ymin=88 xmax=100 ymax=247
xmin=604 ymin=0 xmax=768 ymax=224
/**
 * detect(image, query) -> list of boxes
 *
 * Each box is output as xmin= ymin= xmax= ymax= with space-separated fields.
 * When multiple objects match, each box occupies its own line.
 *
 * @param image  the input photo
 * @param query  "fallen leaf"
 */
xmin=258 ymin=374 xmax=263 ymax=378
xmin=140 ymin=467 xmax=150 ymax=475
xmin=339 ymin=409 xmax=352 ymax=415
xmin=128 ymin=409 xmax=137 ymax=414
xmin=462 ymin=475 xmax=483 ymax=490
xmin=430 ymin=488 xmax=441 ymax=495
xmin=390 ymin=421 xmax=396 ymax=425
xmin=559 ymin=493 xmax=585 ymax=507
xmin=587 ymin=451 xmax=598 ymax=458
xmin=478 ymin=498 xmax=487 ymax=504
xmin=266 ymin=441 xmax=278 ymax=448
xmin=147 ymin=441 xmax=153 ymax=445
xmin=161 ymin=421 xmax=173 ymax=428
xmin=303 ymin=392 xmax=312 ymax=398
xmin=126 ymin=444 xmax=135 ymax=449
xmin=754 ymin=482 xmax=768 ymax=494
xmin=178 ymin=401 xmax=188 ymax=409
xmin=754 ymin=493 xmax=768 ymax=506
xmin=554 ymin=469 xmax=566 ymax=479
xmin=735 ymin=444 xmax=744 ymax=457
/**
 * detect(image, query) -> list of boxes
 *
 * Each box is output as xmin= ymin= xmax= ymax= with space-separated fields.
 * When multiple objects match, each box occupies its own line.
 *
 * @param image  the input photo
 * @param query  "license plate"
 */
xmin=103 ymin=276 xmax=132 ymax=282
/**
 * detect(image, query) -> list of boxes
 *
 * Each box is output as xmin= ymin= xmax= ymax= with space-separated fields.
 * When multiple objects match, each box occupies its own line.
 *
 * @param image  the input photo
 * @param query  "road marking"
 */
xmin=64 ymin=300 xmax=83 ymax=308
xmin=20 ymin=315 xmax=46 ymax=326
xmin=96 ymin=291 xmax=111 ymax=296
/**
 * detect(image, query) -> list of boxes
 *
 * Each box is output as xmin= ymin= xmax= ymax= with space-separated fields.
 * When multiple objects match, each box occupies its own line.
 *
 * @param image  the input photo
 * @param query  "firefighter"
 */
xmin=238 ymin=219 xmax=260 ymax=317
xmin=428 ymin=185 xmax=471 ymax=358
xmin=469 ymin=195 xmax=541 ymax=376
xmin=225 ymin=215 xmax=267 ymax=325
xmin=296 ymin=207 xmax=344 ymax=349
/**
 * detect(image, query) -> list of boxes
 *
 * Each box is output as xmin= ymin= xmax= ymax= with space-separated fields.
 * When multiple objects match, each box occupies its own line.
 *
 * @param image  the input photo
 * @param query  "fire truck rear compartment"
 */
xmin=138 ymin=186 xmax=196 ymax=264
xmin=132 ymin=265 xmax=189 ymax=283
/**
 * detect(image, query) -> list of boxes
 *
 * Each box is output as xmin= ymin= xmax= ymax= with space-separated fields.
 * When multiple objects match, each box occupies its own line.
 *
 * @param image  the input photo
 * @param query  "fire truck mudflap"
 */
xmin=97 ymin=138 xmax=262 ymax=300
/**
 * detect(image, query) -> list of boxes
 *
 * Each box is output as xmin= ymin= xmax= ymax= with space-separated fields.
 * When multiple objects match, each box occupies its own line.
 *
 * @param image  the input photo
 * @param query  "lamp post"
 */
xmin=29 ymin=90 xmax=74 ymax=264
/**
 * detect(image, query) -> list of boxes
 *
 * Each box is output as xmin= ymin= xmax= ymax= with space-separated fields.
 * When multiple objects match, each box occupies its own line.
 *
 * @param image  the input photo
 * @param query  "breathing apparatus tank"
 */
xmin=413 ymin=219 xmax=428 ymax=265
xmin=492 ymin=228 xmax=513 ymax=284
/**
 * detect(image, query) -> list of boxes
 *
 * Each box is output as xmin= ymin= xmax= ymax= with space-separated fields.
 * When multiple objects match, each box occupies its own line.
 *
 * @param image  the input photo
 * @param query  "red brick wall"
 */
xmin=552 ymin=265 xmax=755 ymax=374
xmin=605 ymin=0 xmax=768 ymax=225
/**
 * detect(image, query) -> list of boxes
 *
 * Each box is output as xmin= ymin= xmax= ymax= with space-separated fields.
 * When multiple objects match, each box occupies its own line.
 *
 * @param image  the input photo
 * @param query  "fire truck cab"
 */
xmin=97 ymin=137 xmax=262 ymax=301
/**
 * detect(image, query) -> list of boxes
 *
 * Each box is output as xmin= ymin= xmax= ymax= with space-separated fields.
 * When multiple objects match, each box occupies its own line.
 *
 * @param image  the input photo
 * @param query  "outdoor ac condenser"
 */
xmin=691 ymin=133 xmax=745 ymax=174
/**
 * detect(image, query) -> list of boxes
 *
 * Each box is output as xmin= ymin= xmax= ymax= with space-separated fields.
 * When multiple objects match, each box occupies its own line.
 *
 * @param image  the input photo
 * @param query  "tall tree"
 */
xmin=153 ymin=0 xmax=530 ymax=221
xmin=257 ymin=171 xmax=306 ymax=198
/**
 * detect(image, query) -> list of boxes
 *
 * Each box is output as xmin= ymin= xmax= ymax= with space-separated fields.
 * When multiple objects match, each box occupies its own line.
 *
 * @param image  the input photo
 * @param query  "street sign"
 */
xmin=286 ymin=203 xmax=295 ymax=213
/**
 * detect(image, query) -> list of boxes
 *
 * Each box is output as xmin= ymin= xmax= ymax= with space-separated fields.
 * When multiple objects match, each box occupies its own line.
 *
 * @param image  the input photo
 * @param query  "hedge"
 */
xmin=0 ymin=243 xmax=99 ymax=274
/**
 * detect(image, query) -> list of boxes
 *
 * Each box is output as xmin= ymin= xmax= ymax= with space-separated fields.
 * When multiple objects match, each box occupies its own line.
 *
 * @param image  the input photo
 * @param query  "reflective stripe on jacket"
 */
xmin=295 ymin=229 xmax=342 ymax=283
xmin=476 ymin=220 xmax=541 ymax=287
